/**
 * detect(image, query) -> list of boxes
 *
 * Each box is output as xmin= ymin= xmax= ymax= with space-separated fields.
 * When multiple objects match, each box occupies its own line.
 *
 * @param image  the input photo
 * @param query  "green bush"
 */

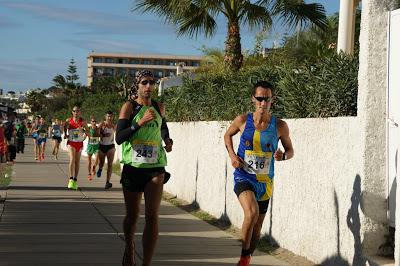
xmin=163 ymin=53 xmax=358 ymax=121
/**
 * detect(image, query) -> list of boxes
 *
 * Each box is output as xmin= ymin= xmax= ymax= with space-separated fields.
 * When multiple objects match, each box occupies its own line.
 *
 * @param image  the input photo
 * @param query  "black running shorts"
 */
xmin=120 ymin=164 xmax=168 ymax=192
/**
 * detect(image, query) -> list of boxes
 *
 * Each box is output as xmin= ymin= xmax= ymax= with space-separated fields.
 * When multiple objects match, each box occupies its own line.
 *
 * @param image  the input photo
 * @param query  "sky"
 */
xmin=0 ymin=0 xmax=339 ymax=92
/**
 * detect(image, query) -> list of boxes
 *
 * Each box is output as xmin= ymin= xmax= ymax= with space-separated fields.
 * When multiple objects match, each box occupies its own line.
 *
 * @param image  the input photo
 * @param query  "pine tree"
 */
xmin=66 ymin=58 xmax=79 ymax=86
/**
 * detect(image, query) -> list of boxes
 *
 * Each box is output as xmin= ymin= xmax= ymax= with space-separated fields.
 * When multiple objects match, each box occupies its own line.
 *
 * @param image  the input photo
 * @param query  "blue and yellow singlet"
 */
xmin=234 ymin=113 xmax=278 ymax=201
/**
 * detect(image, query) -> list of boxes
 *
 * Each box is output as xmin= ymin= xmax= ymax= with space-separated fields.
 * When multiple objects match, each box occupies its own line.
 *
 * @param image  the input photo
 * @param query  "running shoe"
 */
xmin=87 ymin=174 xmax=93 ymax=181
xmin=35 ymin=157 xmax=38 ymax=161
xmin=67 ymin=179 xmax=74 ymax=189
xmin=105 ymin=182 xmax=112 ymax=189
xmin=237 ymin=256 xmax=251 ymax=266
xmin=96 ymin=168 xmax=102 ymax=178
xmin=71 ymin=180 xmax=78 ymax=190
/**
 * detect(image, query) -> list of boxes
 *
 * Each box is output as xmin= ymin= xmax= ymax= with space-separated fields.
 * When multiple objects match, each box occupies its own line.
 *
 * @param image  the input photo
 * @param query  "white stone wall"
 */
xmin=161 ymin=118 xmax=363 ymax=264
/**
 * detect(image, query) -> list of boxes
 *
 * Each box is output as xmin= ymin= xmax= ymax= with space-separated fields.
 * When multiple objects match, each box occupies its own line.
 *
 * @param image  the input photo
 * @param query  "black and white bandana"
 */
xmin=129 ymin=70 xmax=154 ymax=99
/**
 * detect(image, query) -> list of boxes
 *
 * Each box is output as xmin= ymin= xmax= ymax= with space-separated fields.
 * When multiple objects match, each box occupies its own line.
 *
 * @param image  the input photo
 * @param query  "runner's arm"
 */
xmin=224 ymin=115 xmax=246 ymax=168
xmin=276 ymin=119 xmax=294 ymax=161
xmin=116 ymin=101 xmax=140 ymax=145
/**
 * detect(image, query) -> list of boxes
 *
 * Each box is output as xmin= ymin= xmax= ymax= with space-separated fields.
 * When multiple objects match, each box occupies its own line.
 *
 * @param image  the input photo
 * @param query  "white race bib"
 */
xmin=68 ymin=129 xmax=84 ymax=142
xmin=243 ymin=150 xmax=272 ymax=177
xmin=132 ymin=141 xmax=158 ymax=164
xmin=88 ymin=137 xmax=99 ymax=145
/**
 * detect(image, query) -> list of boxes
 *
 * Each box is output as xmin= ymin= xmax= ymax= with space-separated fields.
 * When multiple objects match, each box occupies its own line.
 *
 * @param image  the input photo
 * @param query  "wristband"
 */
xmin=282 ymin=152 xmax=286 ymax=161
xmin=130 ymin=122 xmax=140 ymax=132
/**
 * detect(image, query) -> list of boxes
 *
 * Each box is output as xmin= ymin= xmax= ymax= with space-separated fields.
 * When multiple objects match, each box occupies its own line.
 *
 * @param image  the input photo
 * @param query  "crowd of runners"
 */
xmin=2 ymin=69 xmax=294 ymax=266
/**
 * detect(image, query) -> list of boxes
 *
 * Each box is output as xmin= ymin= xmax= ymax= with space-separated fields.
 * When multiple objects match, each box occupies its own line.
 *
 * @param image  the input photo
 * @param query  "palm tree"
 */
xmin=134 ymin=0 xmax=327 ymax=71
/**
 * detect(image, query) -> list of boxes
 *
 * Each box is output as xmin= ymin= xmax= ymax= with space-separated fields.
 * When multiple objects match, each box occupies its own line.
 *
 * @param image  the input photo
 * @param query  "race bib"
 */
xmin=243 ymin=150 xmax=272 ymax=177
xmin=39 ymin=133 xmax=47 ymax=139
xmin=88 ymin=137 xmax=99 ymax=145
xmin=132 ymin=141 xmax=158 ymax=164
xmin=53 ymin=129 xmax=61 ymax=137
xmin=69 ymin=129 xmax=84 ymax=142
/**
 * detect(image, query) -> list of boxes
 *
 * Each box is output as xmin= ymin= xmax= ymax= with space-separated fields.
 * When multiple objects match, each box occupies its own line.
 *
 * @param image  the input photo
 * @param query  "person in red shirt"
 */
xmin=0 ymin=120 xmax=6 ymax=163
xmin=63 ymin=106 xmax=89 ymax=190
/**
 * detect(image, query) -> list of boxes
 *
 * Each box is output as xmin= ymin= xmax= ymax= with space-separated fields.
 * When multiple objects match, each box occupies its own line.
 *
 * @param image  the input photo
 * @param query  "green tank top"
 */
xmin=88 ymin=127 xmax=100 ymax=145
xmin=121 ymin=105 xmax=167 ymax=168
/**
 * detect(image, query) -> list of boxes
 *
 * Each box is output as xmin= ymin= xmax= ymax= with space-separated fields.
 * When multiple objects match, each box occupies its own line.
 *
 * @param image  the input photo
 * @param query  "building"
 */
xmin=87 ymin=52 xmax=203 ymax=87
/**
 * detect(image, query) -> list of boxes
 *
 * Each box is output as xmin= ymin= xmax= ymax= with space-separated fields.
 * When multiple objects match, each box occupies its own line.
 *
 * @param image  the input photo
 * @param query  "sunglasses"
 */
xmin=140 ymin=80 xmax=155 ymax=86
xmin=254 ymin=96 xmax=272 ymax=103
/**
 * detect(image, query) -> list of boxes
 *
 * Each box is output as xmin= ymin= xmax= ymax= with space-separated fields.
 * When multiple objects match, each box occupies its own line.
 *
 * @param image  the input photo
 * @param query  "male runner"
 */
xmin=50 ymin=118 xmax=62 ymax=160
xmin=224 ymin=81 xmax=294 ymax=266
xmin=116 ymin=70 xmax=173 ymax=266
xmin=97 ymin=111 xmax=116 ymax=189
xmin=86 ymin=117 xmax=100 ymax=181
xmin=64 ymin=106 xmax=88 ymax=190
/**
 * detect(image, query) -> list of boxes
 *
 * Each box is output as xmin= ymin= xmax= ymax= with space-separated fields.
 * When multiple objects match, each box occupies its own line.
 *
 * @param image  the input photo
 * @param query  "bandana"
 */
xmin=129 ymin=70 xmax=154 ymax=99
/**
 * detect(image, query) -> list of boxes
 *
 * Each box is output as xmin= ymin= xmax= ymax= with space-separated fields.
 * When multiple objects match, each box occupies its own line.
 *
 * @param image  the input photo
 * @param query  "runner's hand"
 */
xmin=230 ymin=155 xmax=244 ymax=168
xmin=164 ymin=138 xmax=173 ymax=153
xmin=274 ymin=148 xmax=284 ymax=161
xmin=139 ymin=109 xmax=156 ymax=126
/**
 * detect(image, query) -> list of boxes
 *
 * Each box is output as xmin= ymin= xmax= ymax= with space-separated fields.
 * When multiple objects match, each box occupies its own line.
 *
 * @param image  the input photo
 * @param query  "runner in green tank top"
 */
xmin=116 ymin=70 xmax=173 ymax=266
xmin=86 ymin=117 xmax=100 ymax=181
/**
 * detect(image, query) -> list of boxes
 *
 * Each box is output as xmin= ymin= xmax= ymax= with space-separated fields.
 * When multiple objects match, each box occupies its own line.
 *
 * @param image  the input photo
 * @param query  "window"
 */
xmin=154 ymin=70 xmax=164 ymax=78
xmin=143 ymin=59 xmax=152 ymax=65
xmin=104 ymin=68 xmax=114 ymax=76
xmin=168 ymin=71 xmax=175 ymax=77
xmin=128 ymin=68 xmax=137 ymax=76
xmin=118 ymin=58 xmax=128 ymax=64
xmin=166 ymin=60 xmax=175 ymax=66
xmin=192 ymin=61 xmax=200 ymax=67
xmin=93 ymin=68 xmax=104 ymax=76
xmin=93 ymin=57 xmax=103 ymax=63
xmin=105 ymin=58 xmax=114 ymax=63
xmin=129 ymin=59 xmax=140 ymax=64
xmin=154 ymin=60 xmax=163 ymax=65
xmin=116 ymin=68 xmax=126 ymax=76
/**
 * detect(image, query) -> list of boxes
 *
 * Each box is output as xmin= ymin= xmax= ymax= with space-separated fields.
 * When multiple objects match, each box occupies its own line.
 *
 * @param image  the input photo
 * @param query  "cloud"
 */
xmin=0 ymin=1 xmax=176 ymax=35
xmin=62 ymin=38 xmax=158 ymax=54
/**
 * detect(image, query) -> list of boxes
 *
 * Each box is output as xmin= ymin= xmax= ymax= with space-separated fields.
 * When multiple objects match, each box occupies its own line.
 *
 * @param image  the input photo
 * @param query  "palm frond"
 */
xmin=238 ymin=2 xmax=272 ymax=30
xmin=272 ymin=0 xmax=327 ymax=30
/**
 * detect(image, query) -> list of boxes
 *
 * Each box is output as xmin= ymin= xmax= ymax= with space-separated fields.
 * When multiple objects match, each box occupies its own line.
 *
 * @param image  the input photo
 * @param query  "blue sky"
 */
xmin=0 ymin=0 xmax=339 ymax=92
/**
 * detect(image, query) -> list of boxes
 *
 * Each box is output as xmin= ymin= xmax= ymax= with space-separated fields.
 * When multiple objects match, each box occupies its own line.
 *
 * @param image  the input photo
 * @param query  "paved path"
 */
xmin=0 ymin=139 xmax=288 ymax=266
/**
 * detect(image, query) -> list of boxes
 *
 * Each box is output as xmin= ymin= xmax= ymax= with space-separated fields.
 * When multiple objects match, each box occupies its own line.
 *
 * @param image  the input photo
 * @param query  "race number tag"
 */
xmin=53 ymin=129 xmax=61 ymax=137
xmin=88 ymin=137 xmax=99 ymax=145
xmin=132 ymin=141 xmax=158 ymax=164
xmin=69 ymin=129 xmax=84 ymax=142
xmin=39 ymin=133 xmax=46 ymax=139
xmin=243 ymin=150 xmax=272 ymax=176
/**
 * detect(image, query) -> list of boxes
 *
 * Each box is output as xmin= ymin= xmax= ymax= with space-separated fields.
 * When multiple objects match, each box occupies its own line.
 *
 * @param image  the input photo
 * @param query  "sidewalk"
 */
xmin=0 ymin=140 xmax=289 ymax=266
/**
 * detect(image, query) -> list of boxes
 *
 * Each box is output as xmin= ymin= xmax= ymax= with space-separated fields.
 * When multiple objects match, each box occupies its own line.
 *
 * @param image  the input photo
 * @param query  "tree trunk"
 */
xmin=224 ymin=20 xmax=243 ymax=71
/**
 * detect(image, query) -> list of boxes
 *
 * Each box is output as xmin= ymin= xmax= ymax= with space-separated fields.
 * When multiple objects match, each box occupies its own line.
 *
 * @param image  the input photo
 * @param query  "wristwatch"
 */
xmin=282 ymin=152 xmax=286 ymax=161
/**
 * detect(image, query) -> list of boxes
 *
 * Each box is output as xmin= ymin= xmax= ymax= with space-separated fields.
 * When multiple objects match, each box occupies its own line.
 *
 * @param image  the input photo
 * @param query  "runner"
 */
xmin=97 ymin=111 xmax=116 ymax=189
xmin=50 ymin=118 xmax=62 ymax=160
xmin=86 ymin=117 xmax=100 ymax=181
xmin=116 ymin=70 xmax=173 ymax=266
xmin=64 ymin=106 xmax=88 ymax=190
xmin=29 ymin=116 xmax=40 ymax=160
xmin=16 ymin=120 xmax=28 ymax=154
xmin=37 ymin=117 xmax=48 ymax=161
xmin=224 ymin=81 xmax=294 ymax=266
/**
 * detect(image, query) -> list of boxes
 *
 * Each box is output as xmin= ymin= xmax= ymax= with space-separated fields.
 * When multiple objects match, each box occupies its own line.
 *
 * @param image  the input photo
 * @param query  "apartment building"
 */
xmin=87 ymin=52 xmax=203 ymax=86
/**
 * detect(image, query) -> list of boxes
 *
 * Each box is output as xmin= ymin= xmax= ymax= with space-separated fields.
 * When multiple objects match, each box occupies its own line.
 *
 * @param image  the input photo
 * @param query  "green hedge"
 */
xmin=163 ymin=53 xmax=358 ymax=121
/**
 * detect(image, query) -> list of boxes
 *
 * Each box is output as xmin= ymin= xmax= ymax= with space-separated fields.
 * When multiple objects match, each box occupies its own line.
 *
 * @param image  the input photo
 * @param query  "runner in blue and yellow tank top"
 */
xmin=224 ymin=81 xmax=294 ymax=266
